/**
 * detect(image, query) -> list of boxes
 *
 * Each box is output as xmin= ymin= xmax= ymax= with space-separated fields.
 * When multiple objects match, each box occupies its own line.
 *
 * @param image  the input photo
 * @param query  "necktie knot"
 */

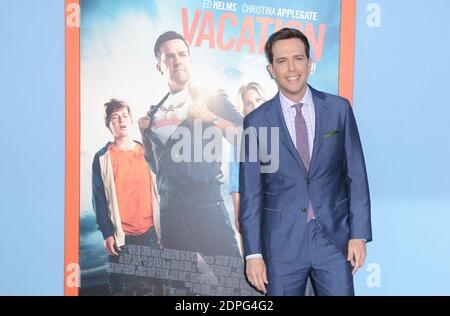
xmin=293 ymin=102 xmax=304 ymax=113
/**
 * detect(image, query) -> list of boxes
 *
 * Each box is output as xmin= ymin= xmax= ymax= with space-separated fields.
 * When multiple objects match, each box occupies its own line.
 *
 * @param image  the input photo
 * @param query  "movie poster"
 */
xmin=64 ymin=0 xmax=355 ymax=296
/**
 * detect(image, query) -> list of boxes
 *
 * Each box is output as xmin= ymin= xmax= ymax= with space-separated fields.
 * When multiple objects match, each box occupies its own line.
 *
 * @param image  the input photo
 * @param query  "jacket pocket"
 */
xmin=335 ymin=197 xmax=349 ymax=207
xmin=324 ymin=130 xmax=340 ymax=138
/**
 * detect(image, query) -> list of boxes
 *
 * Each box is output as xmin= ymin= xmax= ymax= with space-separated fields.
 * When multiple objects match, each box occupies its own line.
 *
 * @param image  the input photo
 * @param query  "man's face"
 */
xmin=157 ymin=39 xmax=191 ymax=93
xmin=267 ymin=38 xmax=312 ymax=102
xmin=109 ymin=107 xmax=132 ymax=138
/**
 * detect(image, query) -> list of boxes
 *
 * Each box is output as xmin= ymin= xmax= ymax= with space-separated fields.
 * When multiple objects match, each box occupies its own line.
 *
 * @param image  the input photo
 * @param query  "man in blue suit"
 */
xmin=240 ymin=28 xmax=372 ymax=296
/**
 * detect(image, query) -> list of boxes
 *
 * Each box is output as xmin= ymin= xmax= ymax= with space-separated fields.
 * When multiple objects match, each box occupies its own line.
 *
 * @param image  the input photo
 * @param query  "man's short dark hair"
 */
xmin=154 ymin=31 xmax=190 ymax=59
xmin=104 ymin=98 xmax=131 ymax=128
xmin=264 ymin=28 xmax=310 ymax=64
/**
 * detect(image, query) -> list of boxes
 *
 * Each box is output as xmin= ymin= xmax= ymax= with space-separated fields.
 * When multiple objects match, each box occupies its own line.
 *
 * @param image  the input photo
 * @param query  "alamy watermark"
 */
xmin=169 ymin=119 xmax=280 ymax=173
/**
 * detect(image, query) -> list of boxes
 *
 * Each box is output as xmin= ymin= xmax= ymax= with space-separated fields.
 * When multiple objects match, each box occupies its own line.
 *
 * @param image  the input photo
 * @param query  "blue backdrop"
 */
xmin=1 ymin=0 xmax=449 ymax=295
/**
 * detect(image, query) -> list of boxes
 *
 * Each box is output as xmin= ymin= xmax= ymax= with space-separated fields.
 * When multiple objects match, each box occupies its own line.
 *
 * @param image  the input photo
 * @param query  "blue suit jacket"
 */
xmin=240 ymin=86 xmax=372 ymax=263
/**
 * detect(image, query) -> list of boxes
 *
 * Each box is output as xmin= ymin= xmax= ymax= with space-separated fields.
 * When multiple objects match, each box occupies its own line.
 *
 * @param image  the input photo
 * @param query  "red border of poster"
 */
xmin=64 ymin=0 xmax=356 ymax=296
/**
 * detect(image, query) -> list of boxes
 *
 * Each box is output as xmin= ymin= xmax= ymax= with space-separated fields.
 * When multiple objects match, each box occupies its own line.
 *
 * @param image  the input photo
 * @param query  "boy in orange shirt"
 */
xmin=92 ymin=99 xmax=161 ymax=295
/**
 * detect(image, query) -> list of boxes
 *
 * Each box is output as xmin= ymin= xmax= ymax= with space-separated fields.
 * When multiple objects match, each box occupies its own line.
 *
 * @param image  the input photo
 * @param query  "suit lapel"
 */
xmin=309 ymin=86 xmax=329 ymax=174
xmin=265 ymin=93 xmax=307 ymax=173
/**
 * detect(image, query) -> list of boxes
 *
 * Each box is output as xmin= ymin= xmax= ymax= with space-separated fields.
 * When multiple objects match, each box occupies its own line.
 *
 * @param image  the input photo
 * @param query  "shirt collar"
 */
xmin=168 ymin=88 xmax=190 ymax=103
xmin=279 ymin=85 xmax=313 ymax=111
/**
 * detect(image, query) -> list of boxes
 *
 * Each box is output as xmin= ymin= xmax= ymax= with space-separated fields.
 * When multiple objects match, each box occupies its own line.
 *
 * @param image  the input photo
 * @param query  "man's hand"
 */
xmin=347 ymin=239 xmax=367 ymax=275
xmin=246 ymin=258 xmax=268 ymax=294
xmin=189 ymin=99 xmax=237 ymax=139
xmin=157 ymin=237 xmax=163 ymax=249
xmin=138 ymin=116 xmax=151 ymax=134
xmin=104 ymin=236 xmax=120 ymax=256
xmin=188 ymin=102 xmax=214 ymax=123
xmin=231 ymin=193 xmax=241 ymax=233
xmin=235 ymin=218 xmax=241 ymax=233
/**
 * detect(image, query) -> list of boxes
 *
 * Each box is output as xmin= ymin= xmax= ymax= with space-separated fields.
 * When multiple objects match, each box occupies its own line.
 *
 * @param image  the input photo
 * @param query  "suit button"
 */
xmin=300 ymin=208 xmax=307 ymax=213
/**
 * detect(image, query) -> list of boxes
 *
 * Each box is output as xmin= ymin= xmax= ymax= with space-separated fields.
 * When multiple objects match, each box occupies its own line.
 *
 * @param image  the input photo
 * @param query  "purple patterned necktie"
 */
xmin=294 ymin=103 xmax=315 ymax=223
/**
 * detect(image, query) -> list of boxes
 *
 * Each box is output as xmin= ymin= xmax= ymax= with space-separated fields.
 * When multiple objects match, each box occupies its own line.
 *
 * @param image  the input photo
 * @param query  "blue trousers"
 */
xmin=267 ymin=219 xmax=354 ymax=296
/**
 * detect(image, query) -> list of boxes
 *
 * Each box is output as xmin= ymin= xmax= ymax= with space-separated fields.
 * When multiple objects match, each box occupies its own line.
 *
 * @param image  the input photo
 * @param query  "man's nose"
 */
xmin=288 ymin=60 xmax=295 ymax=71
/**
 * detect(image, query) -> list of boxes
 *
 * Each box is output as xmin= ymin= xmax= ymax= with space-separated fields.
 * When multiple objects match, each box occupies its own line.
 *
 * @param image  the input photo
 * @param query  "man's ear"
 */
xmin=267 ymin=64 xmax=275 ymax=79
xmin=156 ymin=62 xmax=163 ymax=75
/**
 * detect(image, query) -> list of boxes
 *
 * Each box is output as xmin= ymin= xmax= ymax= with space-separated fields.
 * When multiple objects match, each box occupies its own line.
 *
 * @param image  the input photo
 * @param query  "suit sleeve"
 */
xmin=92 ymin=153 xmax=115 ymax=240
xmin=343 ymin=102 xmax=372 ymax=242
xmin=239 ymin=116 xmax=264 ymax=257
